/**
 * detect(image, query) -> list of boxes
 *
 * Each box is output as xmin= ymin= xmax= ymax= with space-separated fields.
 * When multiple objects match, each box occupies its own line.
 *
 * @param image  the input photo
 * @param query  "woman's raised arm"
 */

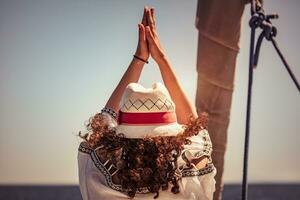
xmin=155 ymin=55 xmax=198 ymax=124
xmin=145 ymin=8 xmax=198 ymax=124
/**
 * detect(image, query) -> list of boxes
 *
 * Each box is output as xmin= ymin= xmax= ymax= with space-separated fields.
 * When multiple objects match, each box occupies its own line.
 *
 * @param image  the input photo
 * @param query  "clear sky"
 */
xmin=0 ymin=0 xmax=299 ymax=184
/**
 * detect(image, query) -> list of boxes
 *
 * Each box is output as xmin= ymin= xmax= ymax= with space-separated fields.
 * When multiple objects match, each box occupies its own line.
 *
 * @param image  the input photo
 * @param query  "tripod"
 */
xmin=242 ymin=0 xmax=300 ymax=200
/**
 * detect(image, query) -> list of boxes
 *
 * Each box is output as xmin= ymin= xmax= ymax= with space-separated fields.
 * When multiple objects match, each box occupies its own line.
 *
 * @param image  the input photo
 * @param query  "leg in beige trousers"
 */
xmin=195 ymin=0 xmax=249 ymax=199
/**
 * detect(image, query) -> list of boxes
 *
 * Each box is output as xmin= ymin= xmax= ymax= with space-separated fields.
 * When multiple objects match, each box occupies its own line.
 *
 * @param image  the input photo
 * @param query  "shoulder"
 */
xmin=100 ymin=107 xmax=118 ymax=127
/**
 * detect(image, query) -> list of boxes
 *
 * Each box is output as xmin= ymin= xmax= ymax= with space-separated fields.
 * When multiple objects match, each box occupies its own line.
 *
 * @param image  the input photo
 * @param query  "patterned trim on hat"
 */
xmin=122 ymin=98 xmax=174 ymax=111
xmin=78 ymin=141 xmax=215 ymax=194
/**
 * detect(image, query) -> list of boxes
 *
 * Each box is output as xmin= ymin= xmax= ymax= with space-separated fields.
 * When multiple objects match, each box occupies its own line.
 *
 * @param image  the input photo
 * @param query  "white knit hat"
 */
xmin=115 ymin=82 xmax=184 ymax=138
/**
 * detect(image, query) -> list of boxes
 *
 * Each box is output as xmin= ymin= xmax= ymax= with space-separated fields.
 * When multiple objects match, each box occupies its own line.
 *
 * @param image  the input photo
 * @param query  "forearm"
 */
xmin=157 ymin=56 xmax=197 ymax=124
xmin=105 ymin=58 xmax=145 ymax=111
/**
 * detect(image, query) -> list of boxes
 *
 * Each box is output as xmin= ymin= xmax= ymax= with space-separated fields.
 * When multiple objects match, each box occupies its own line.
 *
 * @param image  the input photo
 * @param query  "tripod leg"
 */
xmin=270 ymin=38 xmax=300 ymax=92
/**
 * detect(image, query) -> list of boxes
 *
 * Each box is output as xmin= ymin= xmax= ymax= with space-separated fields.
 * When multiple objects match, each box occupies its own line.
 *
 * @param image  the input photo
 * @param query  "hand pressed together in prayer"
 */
xmin=135 ymin=6 xmax=166 ymax=64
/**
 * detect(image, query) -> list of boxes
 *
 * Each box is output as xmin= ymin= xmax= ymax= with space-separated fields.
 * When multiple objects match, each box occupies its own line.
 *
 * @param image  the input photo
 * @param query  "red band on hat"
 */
xmin=118 ymin=111 xmax=177 ymax=124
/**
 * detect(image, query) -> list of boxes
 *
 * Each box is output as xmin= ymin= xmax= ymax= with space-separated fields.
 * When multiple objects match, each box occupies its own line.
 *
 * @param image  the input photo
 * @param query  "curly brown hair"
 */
xmin=79 ymin=112 xmax=208 ymax=199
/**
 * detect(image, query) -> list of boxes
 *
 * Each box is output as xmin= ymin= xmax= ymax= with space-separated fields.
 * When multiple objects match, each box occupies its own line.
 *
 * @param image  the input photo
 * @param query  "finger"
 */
xmin=138 ymin=24 xmax=142 ymax=42
xmin=150 ymin=7 xmax=156 ymax=27
xmin=150 ymin=7 xmax=158 ymax=36
xmin=145 ymin=26 xmax=155 ymax=44
xmin=146 ymin=8 xmax=155 ymax=31
xmin=141 ymin=6 xmax=147 ymax=26
xmin=145 ymin=7 xmax=150 ymax=27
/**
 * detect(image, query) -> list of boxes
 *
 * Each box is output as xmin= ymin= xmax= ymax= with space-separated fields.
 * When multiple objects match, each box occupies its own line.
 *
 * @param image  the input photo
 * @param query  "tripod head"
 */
xmin=249 ymin=1 xmax=279 ymax=67
xmin=250 ymin=0 xmax=263 ymax=15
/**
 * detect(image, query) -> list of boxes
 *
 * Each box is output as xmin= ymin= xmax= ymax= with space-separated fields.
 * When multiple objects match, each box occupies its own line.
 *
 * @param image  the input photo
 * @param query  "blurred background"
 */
xmin=0 ymin=0 xmax=299 ymax=199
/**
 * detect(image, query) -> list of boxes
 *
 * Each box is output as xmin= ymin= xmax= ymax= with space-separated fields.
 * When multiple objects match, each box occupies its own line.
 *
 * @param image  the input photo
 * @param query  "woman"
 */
xmin=78 ymin=7 xmax=216 ymax=200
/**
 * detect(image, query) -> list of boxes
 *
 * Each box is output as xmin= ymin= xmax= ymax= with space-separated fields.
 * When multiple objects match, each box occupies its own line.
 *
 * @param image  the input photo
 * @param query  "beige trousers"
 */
xmin=195 ymin=0 xmax=249 ymax=199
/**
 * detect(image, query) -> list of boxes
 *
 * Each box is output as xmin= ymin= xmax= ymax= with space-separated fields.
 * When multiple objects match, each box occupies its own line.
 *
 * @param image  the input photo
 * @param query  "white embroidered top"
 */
xmin=78 ymin=110 xmax=216 ymax=200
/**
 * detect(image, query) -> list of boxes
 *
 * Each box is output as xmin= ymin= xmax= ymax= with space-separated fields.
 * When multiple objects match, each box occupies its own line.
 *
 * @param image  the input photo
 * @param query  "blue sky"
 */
xmin=0 ymin=0 xmax=299 ymax=184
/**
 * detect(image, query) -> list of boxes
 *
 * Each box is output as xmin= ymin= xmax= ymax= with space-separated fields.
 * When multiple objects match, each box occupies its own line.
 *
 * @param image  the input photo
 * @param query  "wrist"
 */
xmin=133 ymin=54 xmax=149 ymax=64
xmin=155 ymin=53 xmax=168 ymax=66
xmin=134 ymin=50 xmax=149 ymax=61
xmin=131 ymin=57 xmax=146 ymax=67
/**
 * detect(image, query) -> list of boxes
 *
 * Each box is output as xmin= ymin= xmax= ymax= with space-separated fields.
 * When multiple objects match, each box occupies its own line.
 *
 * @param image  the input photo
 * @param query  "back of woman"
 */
xmin=77 ymin=7 xmax=216 ymax=200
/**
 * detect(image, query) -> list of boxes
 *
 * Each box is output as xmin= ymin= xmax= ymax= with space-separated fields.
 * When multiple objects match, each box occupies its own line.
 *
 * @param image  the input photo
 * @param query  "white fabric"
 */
xmin=78 ymin=152 xmax=216 ymax=200
xmin=178 ymin=129 xmax=211 ymax=166
xmin=119 ymin=82 xmax=175 ymax=113
xmin=78 ymin=113 xmax=216 ymax=200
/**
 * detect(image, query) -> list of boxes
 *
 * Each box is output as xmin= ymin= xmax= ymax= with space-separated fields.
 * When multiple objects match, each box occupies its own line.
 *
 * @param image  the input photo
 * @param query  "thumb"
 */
xmin=139 ymin=24 xmax=146 ymax=42
xmin=145 ymin=26 xmax=155 ymax=44
xmin=138 ymin=24 xmax=143 ymax=42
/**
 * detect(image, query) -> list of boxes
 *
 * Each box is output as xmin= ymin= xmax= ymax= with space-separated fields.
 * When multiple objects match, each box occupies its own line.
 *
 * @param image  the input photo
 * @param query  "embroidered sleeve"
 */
xmin=100 ymin=107 xmax=118 ymax=127
xmin=178 ymin=129 xmax=213 ymax=170
xmin=184 ymin=129 xmax=213 ymax=160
